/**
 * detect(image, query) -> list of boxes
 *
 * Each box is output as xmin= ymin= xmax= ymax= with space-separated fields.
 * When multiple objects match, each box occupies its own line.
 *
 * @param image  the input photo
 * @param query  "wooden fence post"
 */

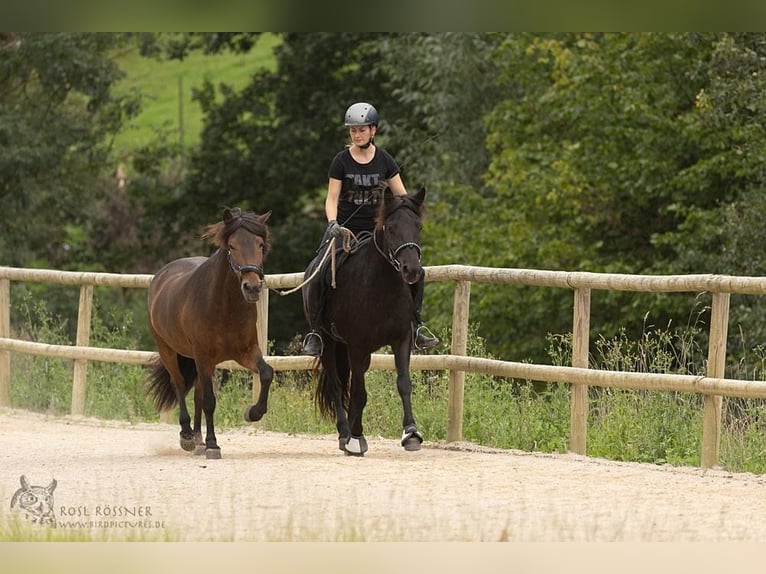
xmin=70 ymin=284 xmax=93 ymax=416
xmin=447 ymin=280 xmax=470 ymax=442
xmin=0 ymin=278 xmax=10 ymax=407
xmin=569 ymin=287 xmax=591 ymax=454
xmin=701 ymin=291 xmax=730 ymax=468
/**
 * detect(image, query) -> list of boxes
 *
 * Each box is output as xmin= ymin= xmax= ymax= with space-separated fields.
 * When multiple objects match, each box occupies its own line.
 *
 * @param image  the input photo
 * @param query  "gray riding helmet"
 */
xmin=344 ymin=102 xmax=379 ymax=127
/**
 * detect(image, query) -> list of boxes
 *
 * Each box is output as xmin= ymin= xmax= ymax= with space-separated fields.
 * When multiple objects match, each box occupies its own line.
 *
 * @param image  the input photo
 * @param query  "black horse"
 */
xmin=304 ymin=187 xmax=427 ymax=456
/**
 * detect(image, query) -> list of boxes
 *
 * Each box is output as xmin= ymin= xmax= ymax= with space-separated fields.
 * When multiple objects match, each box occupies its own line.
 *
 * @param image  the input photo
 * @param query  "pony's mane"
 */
xmin=201 ymin=208 xmax=272 ymax=255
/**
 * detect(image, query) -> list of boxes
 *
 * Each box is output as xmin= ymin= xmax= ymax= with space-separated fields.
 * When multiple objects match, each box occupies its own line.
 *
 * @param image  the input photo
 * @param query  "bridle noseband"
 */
xmin=373 ymin=227 xmax=422 ymax=272
xmin=227 ymin=248 xmax=265 ymax=279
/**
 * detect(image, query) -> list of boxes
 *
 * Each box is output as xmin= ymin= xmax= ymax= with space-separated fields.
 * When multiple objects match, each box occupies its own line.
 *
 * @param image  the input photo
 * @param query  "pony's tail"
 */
xmin=146 ymin=355 xmax=196 ymax=412
xmin=314 ymin=367 xmax=336 ymax=419
xmin=313 ymin=344 xmax=350 ymax=419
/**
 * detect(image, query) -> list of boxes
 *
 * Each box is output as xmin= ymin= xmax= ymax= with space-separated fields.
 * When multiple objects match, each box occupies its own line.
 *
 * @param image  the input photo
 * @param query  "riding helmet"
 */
xmin=344 ymin=102 xmax=379 ymax=127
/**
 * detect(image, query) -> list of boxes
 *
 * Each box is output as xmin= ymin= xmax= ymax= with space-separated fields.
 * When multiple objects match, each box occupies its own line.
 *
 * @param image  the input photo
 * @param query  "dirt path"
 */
xmin=2 ymin=408 xmax=766 ymax=541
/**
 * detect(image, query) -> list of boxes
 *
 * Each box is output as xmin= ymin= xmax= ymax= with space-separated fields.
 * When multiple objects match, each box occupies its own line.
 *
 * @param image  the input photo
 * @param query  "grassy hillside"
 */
xmin=111 ymin=33 xmax=279 ymax=159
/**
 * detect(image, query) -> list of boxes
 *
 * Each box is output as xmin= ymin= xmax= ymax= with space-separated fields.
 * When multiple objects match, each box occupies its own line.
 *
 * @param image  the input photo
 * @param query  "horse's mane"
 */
xmin=201 ymin=208 xmax=272 ymax=256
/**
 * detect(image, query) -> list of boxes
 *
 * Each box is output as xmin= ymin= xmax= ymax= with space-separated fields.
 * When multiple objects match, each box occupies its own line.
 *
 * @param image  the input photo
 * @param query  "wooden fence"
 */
xmin=3 ymin=264 xmax=766 ymax=469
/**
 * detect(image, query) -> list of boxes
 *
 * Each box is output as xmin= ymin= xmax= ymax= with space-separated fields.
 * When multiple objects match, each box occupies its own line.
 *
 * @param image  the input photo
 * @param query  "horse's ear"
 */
xmin=48 ymin=479 xmax=57 ymax=493
xmin=412 ymin=186 xmax=426 ymax=207
xmin=223 ymin=208 xmax=241 ymax=224
xmin=20 ymin=475 xmax=30 ymax=489
xmin=258 ymin=210 xmax=272 ymax=224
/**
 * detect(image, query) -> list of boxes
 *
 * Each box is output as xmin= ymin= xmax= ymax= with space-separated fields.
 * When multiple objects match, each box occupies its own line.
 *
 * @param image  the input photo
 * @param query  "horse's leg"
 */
xmin=326 ymin=342 xmax=352 ymax=451
xmin=155 ymin=342 xmax=196 ymax=452
xmin=197 ymin=361 xmax=222 ymax=460
xmin=393 ymin=339 xmax=423 ymax=452
xmin=344 ymin=350 xmax=370 ymax=456
xmin=243 ymin=352 xmax=274 ymax=423
xmin=177 ymin=391 xmax=197 ymax=452
xmin=192 ymin=376 xmax=205 ymax=455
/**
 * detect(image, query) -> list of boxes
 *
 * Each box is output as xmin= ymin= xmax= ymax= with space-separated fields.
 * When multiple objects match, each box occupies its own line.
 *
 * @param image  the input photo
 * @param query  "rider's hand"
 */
xmin=327 ymin=220 xmax=342 ymax=239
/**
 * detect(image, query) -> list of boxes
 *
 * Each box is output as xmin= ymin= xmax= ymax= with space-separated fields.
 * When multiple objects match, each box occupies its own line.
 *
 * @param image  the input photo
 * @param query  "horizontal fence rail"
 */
xmin=2 ymin=264 xmax=766 ymax=468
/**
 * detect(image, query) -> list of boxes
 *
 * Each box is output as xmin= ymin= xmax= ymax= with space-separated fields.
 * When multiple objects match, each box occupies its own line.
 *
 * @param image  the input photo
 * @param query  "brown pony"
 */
xmin=146 ymin=208 xmax=273 ymax=459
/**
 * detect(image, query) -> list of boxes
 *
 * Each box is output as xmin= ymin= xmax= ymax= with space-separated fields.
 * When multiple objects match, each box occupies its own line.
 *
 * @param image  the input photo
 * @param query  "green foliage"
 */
xmin=0 ymin=33 xmax=141 ymax=269
xmin=10 ymin=297 xmax=73 ymax=413
xmin=465 ymin=33 xmax=766 ymax=361
xmin=587 ymin=389 xmax=703 ymax=466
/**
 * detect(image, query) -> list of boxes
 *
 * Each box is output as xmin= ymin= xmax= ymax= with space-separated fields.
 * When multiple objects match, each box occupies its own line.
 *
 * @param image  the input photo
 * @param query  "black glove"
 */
xmin=327 ymin=220 xmax=342 ymax=239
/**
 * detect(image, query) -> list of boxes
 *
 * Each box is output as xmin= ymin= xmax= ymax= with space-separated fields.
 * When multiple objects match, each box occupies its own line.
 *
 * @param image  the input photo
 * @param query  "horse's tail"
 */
xmin=146 ymin=355 xmax=196 ymax=412
xmin=313 ymin=343 xmax=350 ymax=419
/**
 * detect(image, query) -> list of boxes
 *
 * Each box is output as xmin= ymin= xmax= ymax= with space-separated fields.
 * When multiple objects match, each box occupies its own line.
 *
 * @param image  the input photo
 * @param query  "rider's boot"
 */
xmin=302 ymin=330 xmax=323 ymax=356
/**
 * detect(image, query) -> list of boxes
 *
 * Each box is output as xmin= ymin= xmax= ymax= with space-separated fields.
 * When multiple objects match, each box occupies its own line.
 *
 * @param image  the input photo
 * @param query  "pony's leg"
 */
xmin=393 ymin=339 xmax=423 ymax=452
xmin=243 ymin=354 xmax=274 ymax=423
xmin=344 ymin=351 xmax=370 ymax=457
xmin=192 ymin=377 xmax=205 ymax=455
xmin=177 ymin=396 xmax=197 ymax=452
xmin=155 ymin=342 xmax=196 ymax=452
xmin=197 ymin=363 xmax=222 ymax=460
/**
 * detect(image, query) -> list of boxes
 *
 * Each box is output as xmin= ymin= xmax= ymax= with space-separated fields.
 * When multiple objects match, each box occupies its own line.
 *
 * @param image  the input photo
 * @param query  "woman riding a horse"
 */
xmin=302 ymin=101 xmax=438 ymax=356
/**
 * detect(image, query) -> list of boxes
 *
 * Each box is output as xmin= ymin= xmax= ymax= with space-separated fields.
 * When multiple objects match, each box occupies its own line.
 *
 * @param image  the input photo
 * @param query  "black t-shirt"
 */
xmin=328 ymin=146 xmax=401 ymax=234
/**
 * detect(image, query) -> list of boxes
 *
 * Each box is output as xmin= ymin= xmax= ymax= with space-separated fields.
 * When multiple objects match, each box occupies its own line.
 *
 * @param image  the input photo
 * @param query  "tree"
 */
xmin=0 ymin=33 xmax=141 ymax=269
xmin=479 ymin=33 xmax=766 ymax=362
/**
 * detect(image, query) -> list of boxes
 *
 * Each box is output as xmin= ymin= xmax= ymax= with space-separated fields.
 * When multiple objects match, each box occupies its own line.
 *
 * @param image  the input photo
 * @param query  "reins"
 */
xmin=270 ymin=227 xmax=365 ymax=296
xmin=271 ymin=194 xmax=421 ymax=297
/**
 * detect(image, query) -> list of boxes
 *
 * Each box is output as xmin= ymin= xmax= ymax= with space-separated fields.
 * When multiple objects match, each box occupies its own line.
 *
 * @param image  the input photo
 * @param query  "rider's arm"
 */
xmin=325 ymin=178 xmax=342 ymax=222
xmin=388 ymin=173 xmax=408 ymax=196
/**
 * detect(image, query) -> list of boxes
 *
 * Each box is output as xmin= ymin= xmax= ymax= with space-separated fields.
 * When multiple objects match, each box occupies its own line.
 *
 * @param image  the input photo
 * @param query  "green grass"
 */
xmin=111 ymin=33 xmax=279 ymax=157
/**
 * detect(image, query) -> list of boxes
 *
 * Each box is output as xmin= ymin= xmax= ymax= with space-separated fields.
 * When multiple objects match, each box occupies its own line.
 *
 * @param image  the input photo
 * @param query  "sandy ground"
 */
xmin=2 ymin=407 xmax=766 ymax=542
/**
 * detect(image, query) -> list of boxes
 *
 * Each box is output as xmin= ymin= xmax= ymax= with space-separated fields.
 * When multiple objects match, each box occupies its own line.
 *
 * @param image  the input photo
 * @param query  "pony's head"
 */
xmin=202 ymin=208 xmax=272 ymax=303
xmin=376 ymin=186 xmax=426 ymax=285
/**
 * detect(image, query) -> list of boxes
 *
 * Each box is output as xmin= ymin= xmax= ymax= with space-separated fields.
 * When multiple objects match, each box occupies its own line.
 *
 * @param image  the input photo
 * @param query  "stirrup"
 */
xmin=413 ymin=323 xmax=438 ymax=350
xmin=301 ymin=331 xmax=323 ymax=356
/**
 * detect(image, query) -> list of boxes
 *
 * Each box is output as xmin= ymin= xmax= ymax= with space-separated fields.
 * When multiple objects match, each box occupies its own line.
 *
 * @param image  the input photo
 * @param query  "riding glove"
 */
xmin=327 ymin=220 xmax=343 ymax=239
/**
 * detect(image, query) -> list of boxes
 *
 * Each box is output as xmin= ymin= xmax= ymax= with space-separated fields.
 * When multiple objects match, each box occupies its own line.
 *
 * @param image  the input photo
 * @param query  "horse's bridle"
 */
xmin=373 ymin=227 xmax=422 ymax=272
xmin=226 ymin=248 xmax=265 ymax=279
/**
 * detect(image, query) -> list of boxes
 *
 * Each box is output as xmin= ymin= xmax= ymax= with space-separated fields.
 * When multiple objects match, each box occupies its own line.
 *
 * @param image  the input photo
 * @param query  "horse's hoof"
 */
xmin=344 ymin=435 xmax=368 ymax=456
xmin=180 ymin=437 xmax=196 ymax=452
xmin=403 ymin=438 xmax=422 ymax=452
xmin=401 ymin=426 xmax=423 ymax=452
xmin=193 ymin=444 xmax=206 ymax=456
xmin=243 ymin=404 xmax=265 ymax=422
xmin=205 ymin=447 xmax=222 ymax=460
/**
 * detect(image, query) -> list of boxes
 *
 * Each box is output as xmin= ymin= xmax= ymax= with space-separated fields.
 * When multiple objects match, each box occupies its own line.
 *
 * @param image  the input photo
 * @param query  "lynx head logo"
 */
xmin=10 ymin=475 xmax=57 ymax=527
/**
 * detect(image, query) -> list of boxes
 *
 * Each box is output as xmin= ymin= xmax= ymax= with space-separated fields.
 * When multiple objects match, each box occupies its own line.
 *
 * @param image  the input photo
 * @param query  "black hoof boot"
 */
xmin=343 ymin=435 xmax=368 ymax=457
xmin=401 ymin=425 xmax=423 ymax=451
